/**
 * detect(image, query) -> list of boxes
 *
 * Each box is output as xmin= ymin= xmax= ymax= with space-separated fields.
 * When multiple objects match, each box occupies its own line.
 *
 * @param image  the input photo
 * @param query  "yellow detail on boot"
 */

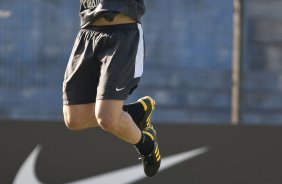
xmin=138 ymin=99 xmax=147 ymax=111
xmin=143 ymin=131 xmax=154 ymax=140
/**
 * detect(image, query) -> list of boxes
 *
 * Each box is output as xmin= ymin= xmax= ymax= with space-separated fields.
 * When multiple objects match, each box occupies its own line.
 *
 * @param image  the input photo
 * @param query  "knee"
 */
xmin=95 ymin=112 xmax=120 ymax=132
xmin=64 ymin=118 xmax=85 ymax=131
xmin=63 ymin=104 xmax=98 ymax=131
xmin=64 ymin=113 xmax=86 ymax=131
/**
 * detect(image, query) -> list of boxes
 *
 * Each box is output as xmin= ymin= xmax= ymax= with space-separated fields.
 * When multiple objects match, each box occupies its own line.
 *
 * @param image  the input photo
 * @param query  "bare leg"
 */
xmin=95 ymin=100 xmax=142 ymax=144
xmin=63 ymin=103 xmax=99 ymax=131
xmin=63 ymin=100 xmax=141 ymax=144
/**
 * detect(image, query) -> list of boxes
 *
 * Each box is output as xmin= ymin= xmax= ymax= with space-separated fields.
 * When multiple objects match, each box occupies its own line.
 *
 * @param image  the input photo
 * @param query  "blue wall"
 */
xmin=0 ymin=0 xmax=234 ymax=123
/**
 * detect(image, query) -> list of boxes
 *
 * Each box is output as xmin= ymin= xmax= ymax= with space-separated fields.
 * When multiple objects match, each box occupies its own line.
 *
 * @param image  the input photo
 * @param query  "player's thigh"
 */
xmin=62 ymin=29 xmax=100 ymax=106
xmin=96 ymin=23 xmax=143 ymax=101
xmin=63 ymin=103 xmax=97 ymax=128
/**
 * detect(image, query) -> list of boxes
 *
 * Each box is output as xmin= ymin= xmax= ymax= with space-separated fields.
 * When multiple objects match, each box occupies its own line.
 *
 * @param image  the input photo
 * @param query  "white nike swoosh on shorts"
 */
xmin=13 ymin=145 xmax=209 ymax=184
xmin=116 ymin=87 xmax=126 ymax=92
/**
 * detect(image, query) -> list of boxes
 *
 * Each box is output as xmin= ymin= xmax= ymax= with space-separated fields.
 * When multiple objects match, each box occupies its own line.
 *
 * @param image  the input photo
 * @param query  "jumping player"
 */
xmin=62 ymin=0 xmax=161 ymax=177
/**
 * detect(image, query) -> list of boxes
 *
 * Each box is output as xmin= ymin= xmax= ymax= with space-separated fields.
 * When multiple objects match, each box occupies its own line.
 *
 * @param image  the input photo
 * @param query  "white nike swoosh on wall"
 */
xmin=13 ymin=145 xmax=209 ymax=184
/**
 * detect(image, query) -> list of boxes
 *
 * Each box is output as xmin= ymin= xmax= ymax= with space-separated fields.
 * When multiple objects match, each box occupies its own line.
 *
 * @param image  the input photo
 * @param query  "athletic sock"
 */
xmin=134 ymin=133 xmax=154 ymax=156
xmin=123 ymin=102 xmax=145 ymax=124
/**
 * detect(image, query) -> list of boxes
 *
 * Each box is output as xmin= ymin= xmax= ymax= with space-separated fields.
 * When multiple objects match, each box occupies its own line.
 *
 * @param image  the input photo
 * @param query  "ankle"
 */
xmin=134 ymin=133 xmax=154 ymax=156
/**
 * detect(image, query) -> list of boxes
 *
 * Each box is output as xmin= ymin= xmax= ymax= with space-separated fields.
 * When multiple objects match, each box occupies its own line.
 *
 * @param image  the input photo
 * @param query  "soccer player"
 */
xmin=62 ymin=0 xmax=161 ymax=177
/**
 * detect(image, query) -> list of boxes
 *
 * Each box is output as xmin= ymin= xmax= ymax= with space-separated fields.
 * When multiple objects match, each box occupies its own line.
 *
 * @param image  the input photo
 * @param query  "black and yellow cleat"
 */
xmin=140 ymin=126 xmax=161 ymax=177
xmin=137 ymin=96 xmax=156 ymax=130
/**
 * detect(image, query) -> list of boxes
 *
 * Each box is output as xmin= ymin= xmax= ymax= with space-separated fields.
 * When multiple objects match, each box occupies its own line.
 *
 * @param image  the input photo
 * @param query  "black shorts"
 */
xmin=62 ymin=23 xmax=144 ymax=105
